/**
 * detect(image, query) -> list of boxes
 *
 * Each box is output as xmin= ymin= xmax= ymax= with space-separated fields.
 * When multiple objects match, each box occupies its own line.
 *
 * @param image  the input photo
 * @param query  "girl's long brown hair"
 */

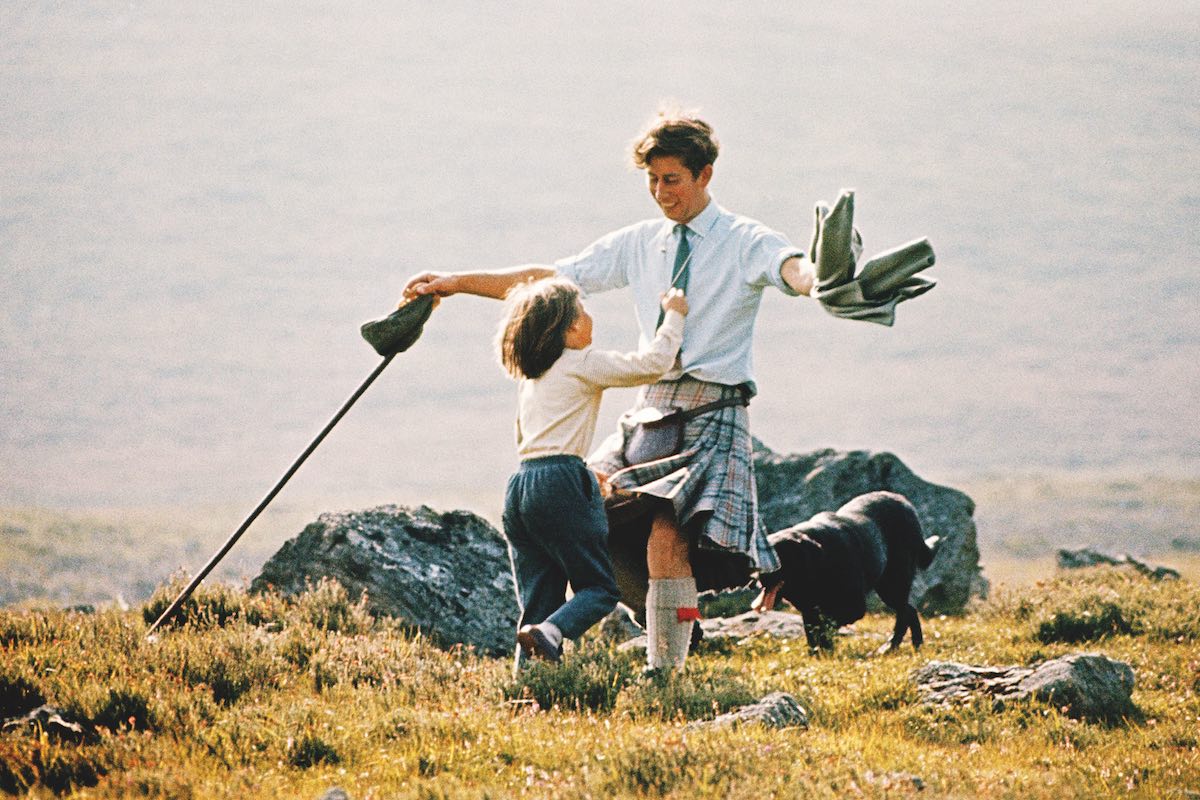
xmin=496 ymin=277 xmax=581 ymax=380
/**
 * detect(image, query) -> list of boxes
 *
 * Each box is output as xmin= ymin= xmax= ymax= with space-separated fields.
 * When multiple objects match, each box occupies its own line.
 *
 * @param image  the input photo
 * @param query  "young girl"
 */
xmin=497 ymin=277 xmax=688 ymax=667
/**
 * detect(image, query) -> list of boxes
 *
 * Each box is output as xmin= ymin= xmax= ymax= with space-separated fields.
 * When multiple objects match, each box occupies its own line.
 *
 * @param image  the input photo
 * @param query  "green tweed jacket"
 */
xmin=809 ymin=190 xmax=936 ymax=326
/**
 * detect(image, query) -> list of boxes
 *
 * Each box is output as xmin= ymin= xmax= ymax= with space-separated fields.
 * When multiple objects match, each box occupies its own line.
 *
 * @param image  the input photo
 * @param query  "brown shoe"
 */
xmin=516 ymin=624 xmax=562 ymax=662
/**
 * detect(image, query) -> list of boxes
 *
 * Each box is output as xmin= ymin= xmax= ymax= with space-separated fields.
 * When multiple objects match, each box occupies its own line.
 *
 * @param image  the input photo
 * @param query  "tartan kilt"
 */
xmin=589 ymin=376 xmax=780 ymax=586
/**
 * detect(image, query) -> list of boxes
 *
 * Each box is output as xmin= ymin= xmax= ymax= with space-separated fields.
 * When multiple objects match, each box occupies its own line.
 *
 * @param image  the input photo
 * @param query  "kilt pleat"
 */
xmin=588 ymin=377 xmax=780 ymax=574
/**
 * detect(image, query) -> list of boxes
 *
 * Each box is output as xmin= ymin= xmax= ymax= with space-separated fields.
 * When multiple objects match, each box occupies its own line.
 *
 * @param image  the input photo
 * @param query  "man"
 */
xmin=403 ymin=109 xmax=815 ymax=671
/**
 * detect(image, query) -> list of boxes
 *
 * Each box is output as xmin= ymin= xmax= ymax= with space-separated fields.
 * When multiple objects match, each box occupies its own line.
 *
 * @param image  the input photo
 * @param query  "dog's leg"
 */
xmin=885 ymin=608 xmax=910 ymax=652
xmin=908 ymin=605 xmax=924 ymax=650
xmin=877 ymin=604 xmax=924 ymax=654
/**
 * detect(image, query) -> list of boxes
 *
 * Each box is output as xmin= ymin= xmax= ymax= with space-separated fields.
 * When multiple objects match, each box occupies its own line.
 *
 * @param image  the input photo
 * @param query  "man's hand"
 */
xmin=781 ymin=256 xmax=815 ymax=296
xmin=402 ymin=272 xmax=460 ymax=303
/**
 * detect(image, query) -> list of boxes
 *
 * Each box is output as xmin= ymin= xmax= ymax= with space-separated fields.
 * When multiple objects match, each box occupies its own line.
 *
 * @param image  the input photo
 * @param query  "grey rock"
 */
xmin=699 ymin=610 xmax=811 ymax=641
xmin=1057 ymin=547 xmax=1181 ymax=580
xmin=618 ymin=610 xmax=820 ymax=654
xmin=754 ymin=444 xmax=986 ymax=614
xmin=1017 ymin=653 xmax=1137 ymax=721
xmin=688 ymin=691 xmax=809 ymax=730
xmin=252 ymin=505 xmax=517 ymax=656
xmin=317 ymin=789 xmax=350 ymax=800
xmin=912 ymin=652 xmax=1137 ymax=722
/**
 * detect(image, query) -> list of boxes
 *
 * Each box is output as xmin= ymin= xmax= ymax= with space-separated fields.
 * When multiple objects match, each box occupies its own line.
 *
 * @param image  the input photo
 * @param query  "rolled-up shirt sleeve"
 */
xmin=743 ymin=226 xmax=805 ymax=296
xmin=554 ymin=224 xmax=642 ymax=296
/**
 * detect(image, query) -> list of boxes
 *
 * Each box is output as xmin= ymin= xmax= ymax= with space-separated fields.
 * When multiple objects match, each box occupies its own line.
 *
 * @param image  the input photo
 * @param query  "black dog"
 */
xmin=752 ymin=491 xmax=937 ymax=652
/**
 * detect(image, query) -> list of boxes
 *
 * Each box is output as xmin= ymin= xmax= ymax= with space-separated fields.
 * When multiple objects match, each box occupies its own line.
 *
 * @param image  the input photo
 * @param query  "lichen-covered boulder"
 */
xmin=252 ymin=505 xmax=517 ymax=656
xmin=912 ymin=653 xmax=1137 ymax=722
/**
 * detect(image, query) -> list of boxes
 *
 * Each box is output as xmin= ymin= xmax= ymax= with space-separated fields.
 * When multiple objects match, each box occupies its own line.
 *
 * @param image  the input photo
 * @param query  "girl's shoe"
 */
xmin=517 ymin=623 xmax=562 ymax=662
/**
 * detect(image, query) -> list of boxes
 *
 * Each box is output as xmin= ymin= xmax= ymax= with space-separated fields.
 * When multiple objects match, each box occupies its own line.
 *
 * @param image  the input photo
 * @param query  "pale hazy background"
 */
xmin=3 ymin=2 xmax=1198 ymax=534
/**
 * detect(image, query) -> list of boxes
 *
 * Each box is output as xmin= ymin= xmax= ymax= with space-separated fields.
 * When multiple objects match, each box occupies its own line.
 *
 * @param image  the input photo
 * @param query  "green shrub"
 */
xmin=987 ymin=566 xmax=1200 ymax=643
xmin=279 ymin=626 xmax=314 ymax=668
xmin=503 ymin=642 xmax=639 ymax=712
xmin=310 ymin=656 xmax=340 ymax=693
xmin=0 ymin=610 xmax=68 ymax=647
xmin=93 ymin=688 xmax=155 ymax=732
xmin=599 ymin=736 xmax=738 ymax=797
xmin=0 ymin=737 xmax=109 ymax=795
xmin=615 ymin=665 xmax=757 ymax=722
xmin=158 ymin=628 xmax=281 ymax=705
xmin=504 ymin=646 xmax=758 ymax=723
xmin=902 ymin=700 xmax=1002 ymax=746
xmin=699 ymin=587 xmax=756 ymax=618
xmin=291 ymin=577 xmax=373 ymax=635
xmin=287 ymin=734 xmax=341 ymax=768
xmin=142 ymin=578 xmax=287 ymax=631
xmin=1035 ymin=602 xmax=1139 ymax=644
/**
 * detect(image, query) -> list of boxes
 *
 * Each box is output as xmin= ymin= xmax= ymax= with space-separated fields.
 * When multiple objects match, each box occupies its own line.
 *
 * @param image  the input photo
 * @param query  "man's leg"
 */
xmin=645 ymin=505 xmax=698 ymax=670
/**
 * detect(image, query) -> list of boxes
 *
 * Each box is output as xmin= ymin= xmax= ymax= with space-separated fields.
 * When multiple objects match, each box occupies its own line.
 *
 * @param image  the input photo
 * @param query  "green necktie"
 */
xmin=657 ymin=224 xmax=690 ymax=327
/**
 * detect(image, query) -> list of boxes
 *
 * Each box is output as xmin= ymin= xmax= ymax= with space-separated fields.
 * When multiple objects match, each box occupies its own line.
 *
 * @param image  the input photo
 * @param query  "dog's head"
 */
xmin=752 ymin=525 xmax=823 ymax=612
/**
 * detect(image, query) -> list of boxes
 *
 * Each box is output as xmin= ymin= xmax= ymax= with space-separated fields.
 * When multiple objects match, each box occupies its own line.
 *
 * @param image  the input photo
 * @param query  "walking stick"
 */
xmin=146 ymin=295 xmax=436 ymax=636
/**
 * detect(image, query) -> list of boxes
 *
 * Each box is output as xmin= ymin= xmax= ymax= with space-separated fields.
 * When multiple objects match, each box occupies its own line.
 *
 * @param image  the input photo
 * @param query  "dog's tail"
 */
xmin=915 ymin=531 xmax=936 ymax=570
xmin=922 ymin=535 xmax=941 ymax=567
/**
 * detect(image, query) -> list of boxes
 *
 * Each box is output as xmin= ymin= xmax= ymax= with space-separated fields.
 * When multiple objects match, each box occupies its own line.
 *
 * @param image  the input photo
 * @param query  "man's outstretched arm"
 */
xmin=780 ymin=255 xmax=815 ymax=296
xmin=401 ymin=265 xmax=556 ymax=303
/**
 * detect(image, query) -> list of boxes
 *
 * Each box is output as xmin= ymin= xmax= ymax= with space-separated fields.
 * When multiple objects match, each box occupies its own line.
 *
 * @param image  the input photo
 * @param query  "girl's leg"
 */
xmin=504 ymin=479 xmax=567 ymax=629
xmin=512 ymin=545 xmax=568 ymax=631
xmin=522 ymin=462 xmax=620 ymax=641
xmin=503 ymin=472 xmax=567 ymax=670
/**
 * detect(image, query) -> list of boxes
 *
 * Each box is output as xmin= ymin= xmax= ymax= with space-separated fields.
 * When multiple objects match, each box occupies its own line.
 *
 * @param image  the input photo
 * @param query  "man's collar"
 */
xmin=666 ymin=197 xmax=721 ymax=240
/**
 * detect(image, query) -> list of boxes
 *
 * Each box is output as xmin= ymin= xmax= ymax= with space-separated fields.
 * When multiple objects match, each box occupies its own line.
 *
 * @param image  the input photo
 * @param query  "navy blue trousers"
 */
xmin=502 ymin=455 xmax=620 ymax=641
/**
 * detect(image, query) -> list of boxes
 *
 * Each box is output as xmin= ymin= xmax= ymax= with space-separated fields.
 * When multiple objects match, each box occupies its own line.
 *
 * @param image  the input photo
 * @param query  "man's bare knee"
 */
xmin=647 ymin=508 xmax=691 ymax=579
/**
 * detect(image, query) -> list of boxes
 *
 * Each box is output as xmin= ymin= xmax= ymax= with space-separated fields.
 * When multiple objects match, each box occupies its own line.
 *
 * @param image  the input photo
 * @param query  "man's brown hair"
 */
xmin=496 ymin=277 xmax=581 ymax=380
xmin=630 ymin=106 xmax=719 ymax=177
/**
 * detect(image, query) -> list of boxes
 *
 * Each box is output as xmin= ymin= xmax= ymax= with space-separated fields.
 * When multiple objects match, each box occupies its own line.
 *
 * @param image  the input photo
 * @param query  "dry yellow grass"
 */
xmin=1 ymin=569 xmax=1198 ymax=798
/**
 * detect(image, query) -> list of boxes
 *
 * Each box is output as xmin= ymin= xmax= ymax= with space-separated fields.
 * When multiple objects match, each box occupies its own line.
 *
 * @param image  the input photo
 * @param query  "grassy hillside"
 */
xmin=1 ymin=568 xmax=1198 ymax=798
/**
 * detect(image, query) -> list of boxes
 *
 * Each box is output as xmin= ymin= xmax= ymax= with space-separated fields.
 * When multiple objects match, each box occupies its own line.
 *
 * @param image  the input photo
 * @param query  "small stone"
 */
xmin=688 ymin=691 xmax=809 ymax=730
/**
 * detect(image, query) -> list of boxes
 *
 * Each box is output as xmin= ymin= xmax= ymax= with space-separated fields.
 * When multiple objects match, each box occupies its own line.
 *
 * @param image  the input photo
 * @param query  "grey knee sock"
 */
xmin=646 ymin=577 xmax=699 ymax=670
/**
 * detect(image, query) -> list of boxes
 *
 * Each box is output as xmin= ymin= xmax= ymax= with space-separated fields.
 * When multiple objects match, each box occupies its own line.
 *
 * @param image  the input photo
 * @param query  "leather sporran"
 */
xmin=623 ymin=406 xmax=684 ymax=466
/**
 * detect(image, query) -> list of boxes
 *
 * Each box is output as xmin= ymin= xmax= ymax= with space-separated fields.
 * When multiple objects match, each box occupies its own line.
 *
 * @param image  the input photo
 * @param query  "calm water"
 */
xmin=2 ymin=2 xmax=1198 ymax=520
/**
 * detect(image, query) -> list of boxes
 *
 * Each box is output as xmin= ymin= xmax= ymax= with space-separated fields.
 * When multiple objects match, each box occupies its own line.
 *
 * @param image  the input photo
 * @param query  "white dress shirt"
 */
xmin=555 ymin=199 xmax=802 ymax=390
